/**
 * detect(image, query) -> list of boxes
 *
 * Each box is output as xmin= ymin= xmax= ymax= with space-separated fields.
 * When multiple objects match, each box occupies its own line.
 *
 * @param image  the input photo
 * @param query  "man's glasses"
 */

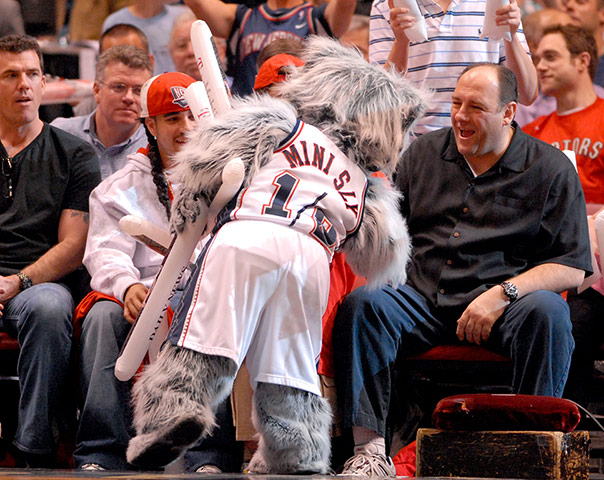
xmin=99 ymin=81 xmax=143 ymax=97
xmin=1 ymin=155 xmax=13 ymax=212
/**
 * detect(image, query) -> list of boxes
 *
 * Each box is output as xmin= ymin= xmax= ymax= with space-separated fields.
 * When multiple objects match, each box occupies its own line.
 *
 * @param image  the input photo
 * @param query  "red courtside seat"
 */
xmin=402 ymin=344 xmax=512 ymax=393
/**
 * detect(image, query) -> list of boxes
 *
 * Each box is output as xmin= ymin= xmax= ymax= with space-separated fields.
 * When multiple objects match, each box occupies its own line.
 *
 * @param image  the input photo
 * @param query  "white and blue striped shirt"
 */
xmin=370 ymin=0 xmax=530 ymax=137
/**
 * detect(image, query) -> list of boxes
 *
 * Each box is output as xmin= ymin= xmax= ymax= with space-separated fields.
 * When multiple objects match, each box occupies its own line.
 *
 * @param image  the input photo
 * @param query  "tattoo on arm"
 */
xmin=69 ymin=210 xmax=90 ymax=224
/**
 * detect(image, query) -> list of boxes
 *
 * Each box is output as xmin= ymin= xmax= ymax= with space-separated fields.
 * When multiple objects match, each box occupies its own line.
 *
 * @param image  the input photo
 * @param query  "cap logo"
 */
xmin=171 ymin=86 xmax=189 ymax=109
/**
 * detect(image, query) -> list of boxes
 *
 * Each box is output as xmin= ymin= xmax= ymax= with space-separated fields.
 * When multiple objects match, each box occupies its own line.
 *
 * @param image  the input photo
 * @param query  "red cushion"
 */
xmin=406 ymin=345 xmax=510 ymax=362
xmin=432 ymin=394 xmax=581 ymax=432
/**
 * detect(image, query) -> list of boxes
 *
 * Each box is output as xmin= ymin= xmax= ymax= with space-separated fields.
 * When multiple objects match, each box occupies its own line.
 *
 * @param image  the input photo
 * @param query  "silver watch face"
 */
xmin=502 ymin=281 xmax=518 ymax=301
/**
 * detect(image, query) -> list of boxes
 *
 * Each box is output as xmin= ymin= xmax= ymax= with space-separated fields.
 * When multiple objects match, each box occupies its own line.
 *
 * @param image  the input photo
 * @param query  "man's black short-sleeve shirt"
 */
xmin=0 ymin=124 xmax=100 ymax=276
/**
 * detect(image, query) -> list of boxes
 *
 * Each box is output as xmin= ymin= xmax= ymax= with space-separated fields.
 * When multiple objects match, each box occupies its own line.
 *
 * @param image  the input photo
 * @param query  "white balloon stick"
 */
xmin=190 ymin=20 xmax=231 ymax=116
xmin=114 ymin=216 xmax=206 ymax=382
xmin=480 ymin=0 xmax=511 ymax=41
xmin=185 ymin=81 xmax=214 ymax=124
xmin=114 ymin=157 xmax=246 ymax=381
xmin=119 ymin=215 xmax=198 ymax=264
xmin=392 ymin=0 xmax=428 ymax=43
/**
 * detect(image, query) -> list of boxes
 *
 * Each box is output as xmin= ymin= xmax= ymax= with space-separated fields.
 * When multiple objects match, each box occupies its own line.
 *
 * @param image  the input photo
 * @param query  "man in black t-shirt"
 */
xmin=0 ymin=35 xmax=100 ymax=467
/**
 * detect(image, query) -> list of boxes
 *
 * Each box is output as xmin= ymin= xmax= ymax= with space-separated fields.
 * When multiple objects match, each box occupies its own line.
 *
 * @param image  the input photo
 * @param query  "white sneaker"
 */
xmin=80 ymin=463 xmax=106 ymax=471
xmin=340 ymin=453 xmax=396 ymax=476
xmin=195 ymin=464 xmax=222 ymax=474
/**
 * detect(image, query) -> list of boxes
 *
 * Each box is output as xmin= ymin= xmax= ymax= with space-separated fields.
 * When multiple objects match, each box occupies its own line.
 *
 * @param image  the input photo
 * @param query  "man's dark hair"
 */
xmin=542 ymin=24 xmax=598 ymax=80
xmin=0 ymin=34 xmax=43 ymax=71
xmin=100 ymin=23 xmax=149 ymax=54
xmin=460 ymin=62 xmax=518 ymax=108
xmin=257 ymin=38 xmax=303 ymax=68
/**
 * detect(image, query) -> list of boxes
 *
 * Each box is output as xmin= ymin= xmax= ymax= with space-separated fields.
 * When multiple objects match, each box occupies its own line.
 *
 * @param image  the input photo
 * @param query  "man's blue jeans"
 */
xmin=1 ymin=283 xmax=74 ymax=455
xmin=75 ymin=298 xmax=242 ymax=471
xmin=333 ymin=284 xmax=575 ymax=438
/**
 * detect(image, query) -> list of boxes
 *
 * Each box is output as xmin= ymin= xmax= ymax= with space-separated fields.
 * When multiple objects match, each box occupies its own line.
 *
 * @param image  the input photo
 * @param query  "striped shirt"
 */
xmin=370 ymin=0 xmax=530 ymax=136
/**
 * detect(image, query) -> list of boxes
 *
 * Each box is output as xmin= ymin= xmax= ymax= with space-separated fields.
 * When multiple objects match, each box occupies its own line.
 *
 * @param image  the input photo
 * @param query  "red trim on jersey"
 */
xmin=306 ymin=7 xmax=315 ymax=34
xmin=259 ymin=2 xmax=312 ymax=21
xmin=231 ymin=186 xmax=249 ymax=220
xmin=239 ymin=9 xmax=253 ymax=34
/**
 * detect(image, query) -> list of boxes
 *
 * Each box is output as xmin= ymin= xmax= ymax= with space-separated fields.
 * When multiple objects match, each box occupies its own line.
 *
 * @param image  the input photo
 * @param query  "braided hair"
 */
xmin=143 ymin=121 xmax=172 ymax=220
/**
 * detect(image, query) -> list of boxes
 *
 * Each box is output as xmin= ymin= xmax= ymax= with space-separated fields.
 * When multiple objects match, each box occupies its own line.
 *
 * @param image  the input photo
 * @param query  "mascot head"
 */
xmin=275 ymin=36 xmax=427 ymax=176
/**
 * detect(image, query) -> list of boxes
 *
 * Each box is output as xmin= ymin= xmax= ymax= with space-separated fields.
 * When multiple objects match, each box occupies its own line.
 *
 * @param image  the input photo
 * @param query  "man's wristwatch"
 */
xmin=500 ymin=281 xmax=518 ymax=303
xmin=16 ymin=272 xmax=33 ymax=291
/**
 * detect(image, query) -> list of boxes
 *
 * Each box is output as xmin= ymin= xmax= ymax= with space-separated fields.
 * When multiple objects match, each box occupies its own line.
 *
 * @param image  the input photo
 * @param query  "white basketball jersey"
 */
xmin=224 ymin=120 xmax=368 ymax=255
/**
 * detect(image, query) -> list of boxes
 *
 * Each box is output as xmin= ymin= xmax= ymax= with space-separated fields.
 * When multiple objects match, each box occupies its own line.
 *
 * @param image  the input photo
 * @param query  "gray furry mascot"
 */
xmin=126 ymin=36 xmax=426 ymax=474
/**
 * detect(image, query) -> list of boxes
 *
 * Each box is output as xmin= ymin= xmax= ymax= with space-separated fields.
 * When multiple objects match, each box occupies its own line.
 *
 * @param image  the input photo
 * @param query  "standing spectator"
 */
xmin=0 ymin=34 xmax=100 ymax=467
xmin=561 ymin=0 xmax=604 ymax=87
xmin=333 ymin=63 xmax=591 ymax=476
xmin=523 ymin=24 xmax=604 ymax=405
xmin=102 ymin=0 xmax=189 ymax=75
xmin=0 ymin=0 xmax=24 ymax=37
xmin=370 ymin=0 xmax=537 ymax=136
xmin=69 ymin=0 xmax=133 ymax=42
xmin=99 ymin=23 xmax=150 ymax=55
xmin=51 ymin=45 xmax=153 ymax=180
xmin=184 ymin=0 xmax=356 ymax=96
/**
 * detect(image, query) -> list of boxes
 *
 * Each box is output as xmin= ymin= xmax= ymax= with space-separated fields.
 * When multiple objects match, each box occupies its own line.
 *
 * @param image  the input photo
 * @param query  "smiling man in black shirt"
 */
xmin=334 ymin=63 xmax=592 ymax=477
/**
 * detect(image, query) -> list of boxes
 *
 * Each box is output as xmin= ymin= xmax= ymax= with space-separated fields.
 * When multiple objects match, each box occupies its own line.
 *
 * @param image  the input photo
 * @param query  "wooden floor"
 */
xmin=0 ymin=472 xmax=602 ymax=480
xmin=5 ymin=473 xmax=603 ymax=480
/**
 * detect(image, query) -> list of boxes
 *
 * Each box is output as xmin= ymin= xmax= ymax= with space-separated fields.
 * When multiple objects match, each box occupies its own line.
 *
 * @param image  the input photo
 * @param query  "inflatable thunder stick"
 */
xmin=392 ymin=0 xmax=428 ymax=43
xmin=114 ymin=158 xmax=245 ymax=381
xmin=114 ymin=21 xmax=238 ymax=382
xmin=191 ymin=20 xmax=231 ymax=116
xmin=480 ymin=0 xmax=512 ymax=41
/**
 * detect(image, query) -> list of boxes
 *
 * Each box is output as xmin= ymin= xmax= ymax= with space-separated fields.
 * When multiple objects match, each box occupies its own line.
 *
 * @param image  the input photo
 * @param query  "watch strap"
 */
xmin=16 ymin=272 xmax=33 ymax=291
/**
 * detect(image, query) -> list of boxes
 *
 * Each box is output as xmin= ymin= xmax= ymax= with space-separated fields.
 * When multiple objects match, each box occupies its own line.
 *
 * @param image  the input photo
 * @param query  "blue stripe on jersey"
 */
xmin=276 ymin=119 xmax=302 ymax=149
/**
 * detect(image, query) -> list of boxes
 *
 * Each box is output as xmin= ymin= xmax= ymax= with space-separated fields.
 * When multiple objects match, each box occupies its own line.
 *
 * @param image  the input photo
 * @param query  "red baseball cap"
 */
xmin=140 ymin=72 xmax=196 ymax=118
xmin=253 ymin=53 xmax=305 ymax=91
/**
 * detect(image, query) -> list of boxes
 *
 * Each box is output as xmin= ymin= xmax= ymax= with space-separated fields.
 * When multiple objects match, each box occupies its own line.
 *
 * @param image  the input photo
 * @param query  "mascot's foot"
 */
xmin=127 ymin=414 xmax=204 ymax=468
xmin=127 ymin=344 xmax=237 ymax=469
xmin=253 ymin=382 xmax=332 ymax=474
xmin=246 ymin=447 xmax=268 ymax=474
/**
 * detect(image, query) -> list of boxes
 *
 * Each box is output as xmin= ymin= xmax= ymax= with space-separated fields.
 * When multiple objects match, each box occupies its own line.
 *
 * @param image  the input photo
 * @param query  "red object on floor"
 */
xmin=392 ymin=440 xmax=416 ymax=477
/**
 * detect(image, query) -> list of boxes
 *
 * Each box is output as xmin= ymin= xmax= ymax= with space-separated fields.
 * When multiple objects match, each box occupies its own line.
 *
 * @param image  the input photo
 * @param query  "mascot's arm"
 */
xmin=342 ymin=175 xmax=411 ymax=290
xmin=170 ymin=97 xmax=298 ymax=233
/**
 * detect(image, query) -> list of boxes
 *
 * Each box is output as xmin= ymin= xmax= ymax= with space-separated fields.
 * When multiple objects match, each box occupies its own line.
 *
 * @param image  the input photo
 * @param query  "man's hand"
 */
xmin=124 ymin=283 xmax=149 ymax=324
xmin=495 ymin=0 xmax=521 ymax=36
xmin=456 ymin=286 xmax=509 ymax=344
xmin=0 ymin=275 xmax=21 ymax=311
xmin=388 ymin=0 xmax=415 ymax=43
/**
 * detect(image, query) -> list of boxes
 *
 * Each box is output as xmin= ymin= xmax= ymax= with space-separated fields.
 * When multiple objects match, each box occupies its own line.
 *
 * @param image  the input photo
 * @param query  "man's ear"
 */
xmin=577 ymin=51 xmax=591 ymax=73
xmin=144 ymin=116 xmax=157 ymax=138
xmin=502 ymin=101 xmax=517 ymax=126
xmin=93 ymin=81 xmax=101 ymax=105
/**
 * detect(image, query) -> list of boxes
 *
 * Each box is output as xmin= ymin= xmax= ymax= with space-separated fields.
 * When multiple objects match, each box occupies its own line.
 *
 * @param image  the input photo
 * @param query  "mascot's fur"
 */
xmin=127 ymin=36 xmax=427 ymax=473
